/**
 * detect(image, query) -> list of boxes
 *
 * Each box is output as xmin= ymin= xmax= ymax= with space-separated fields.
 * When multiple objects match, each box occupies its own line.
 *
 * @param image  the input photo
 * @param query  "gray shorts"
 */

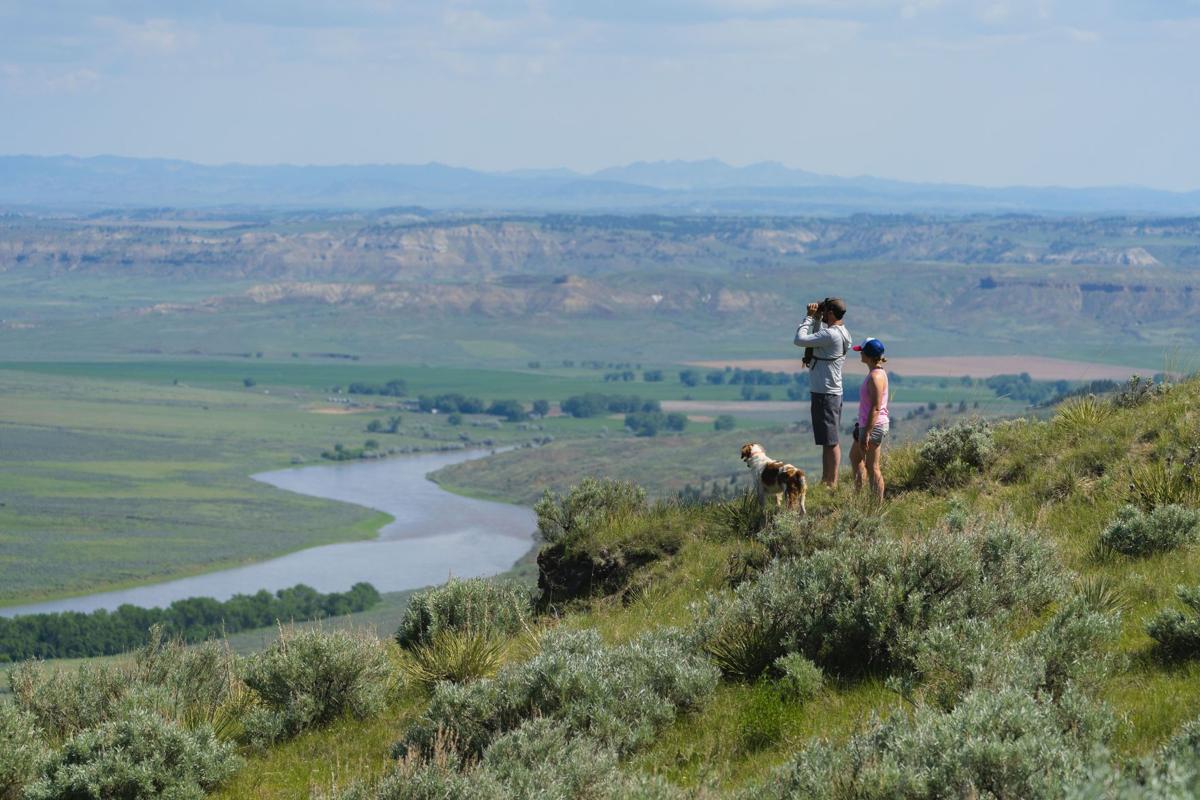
xmin=811 ymin=393 xmax=843 ymax=446
xmin=852 ymin=422 xmax=889 ymax=446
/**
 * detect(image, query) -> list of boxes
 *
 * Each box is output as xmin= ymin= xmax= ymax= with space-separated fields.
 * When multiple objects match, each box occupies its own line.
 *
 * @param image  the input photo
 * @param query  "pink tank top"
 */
xmin=857 ymin=368 xmax=889 ymax=428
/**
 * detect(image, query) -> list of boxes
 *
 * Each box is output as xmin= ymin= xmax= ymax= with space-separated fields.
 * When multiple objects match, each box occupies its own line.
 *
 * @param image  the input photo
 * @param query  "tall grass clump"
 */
xmin=1147 ymin=585 xmax=1200 ymax=660
xmin=534 ymin=478 xmax=647 ymax=548
xmin=24 ymin=710 xmax=240 ymax=800
xmin=131 ymin=625 xmax=244 ymax=736
xmin=1099 ymin=505 xmax=1200 ymax=556
xmin=914 ymin=418 xmax=995 ymax=487
xmin=395 ymin=578 xmax=534 ymax=649
xmin=400 ymin=629 xmax=506 ymax=691
xmin=1 ymin=703 xmax=45 ymax=800
xmin=699 ymin=514 xmax=1063 ymax=680
xmin=240 ymin=627 xmax=393 ymax=746
xmin=394 ymin=628 xmax=718 ymax=760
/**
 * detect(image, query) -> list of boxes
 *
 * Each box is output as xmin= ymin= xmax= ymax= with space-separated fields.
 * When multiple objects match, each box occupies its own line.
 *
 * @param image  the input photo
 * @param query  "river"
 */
xmin=0 ymin=450 xmax=535 ymax=617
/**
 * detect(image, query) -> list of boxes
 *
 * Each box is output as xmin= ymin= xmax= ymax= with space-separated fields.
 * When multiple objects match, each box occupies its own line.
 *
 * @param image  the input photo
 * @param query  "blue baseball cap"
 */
xmin=852 ymin=338 xmax=886 ymax=358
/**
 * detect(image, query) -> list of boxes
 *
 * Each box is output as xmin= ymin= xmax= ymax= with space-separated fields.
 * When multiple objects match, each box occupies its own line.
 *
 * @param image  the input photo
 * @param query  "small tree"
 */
xmin=386 ymin=415 xmax=402 ymax=433
xmin=532 ymin=399 xmax=551 ymax=417
xmin=243 ymin=377 xmax=256 ymax=388
xmin=366 ymin=419 xmax=383 ymax=433
xmin=714 ymin=415 xmax=736 ymax=431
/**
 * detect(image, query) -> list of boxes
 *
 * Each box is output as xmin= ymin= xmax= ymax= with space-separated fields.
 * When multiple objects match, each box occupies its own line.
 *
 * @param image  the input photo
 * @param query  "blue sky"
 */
xmin=2 ymin=1 xmax=1199 ymax=189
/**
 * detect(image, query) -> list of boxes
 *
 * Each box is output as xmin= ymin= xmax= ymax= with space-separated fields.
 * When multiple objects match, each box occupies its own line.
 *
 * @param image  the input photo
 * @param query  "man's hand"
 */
xmin=806 ymin=303 xmax=820 ymax=316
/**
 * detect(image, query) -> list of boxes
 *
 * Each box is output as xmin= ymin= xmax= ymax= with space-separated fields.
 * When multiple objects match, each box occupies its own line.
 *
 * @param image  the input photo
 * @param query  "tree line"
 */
xmin=0 ymin=582 xmax=380 ymax=662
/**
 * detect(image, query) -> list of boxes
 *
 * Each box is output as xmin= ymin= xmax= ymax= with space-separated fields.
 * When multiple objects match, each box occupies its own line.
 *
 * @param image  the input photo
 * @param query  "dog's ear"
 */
xmin=740 ymin=443 xmax=754 ymax=460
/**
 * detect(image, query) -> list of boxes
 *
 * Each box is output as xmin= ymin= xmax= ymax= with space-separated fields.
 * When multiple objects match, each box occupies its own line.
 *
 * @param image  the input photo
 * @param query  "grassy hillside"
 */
xmin=6 ymin=374 xmax=1198 ymax=799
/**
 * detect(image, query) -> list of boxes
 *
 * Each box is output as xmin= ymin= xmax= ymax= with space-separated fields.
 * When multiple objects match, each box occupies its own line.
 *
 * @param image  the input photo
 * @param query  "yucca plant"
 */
xmin=709 ymin=489 xmax=769 ymax=540
xmin=1054 ymin=395 xmax=1111 ymax=435
xmin=1130 ymin=461 xmax=1200 ymax=510
xmin=704 ymin=612 xmax=785 ymax=681
xmin=1075 ymin=574 xmax=1128 ymax=616
xmin=400 ymin=628 xmax=506 ymax=691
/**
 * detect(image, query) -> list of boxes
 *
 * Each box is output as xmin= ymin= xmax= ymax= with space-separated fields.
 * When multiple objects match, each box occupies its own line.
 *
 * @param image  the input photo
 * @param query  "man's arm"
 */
xmin=794 ymin=317 xmax=833 ymax=348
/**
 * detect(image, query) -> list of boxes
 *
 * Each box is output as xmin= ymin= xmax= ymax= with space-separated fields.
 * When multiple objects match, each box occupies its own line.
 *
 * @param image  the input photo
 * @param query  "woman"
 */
xmin=850 ymin=338 xmax=889 ymax=502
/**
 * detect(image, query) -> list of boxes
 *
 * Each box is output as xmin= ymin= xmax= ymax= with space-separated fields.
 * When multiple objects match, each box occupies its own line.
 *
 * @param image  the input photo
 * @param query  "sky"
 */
xmin=2 ymin=1 xmax=1199 ymax=190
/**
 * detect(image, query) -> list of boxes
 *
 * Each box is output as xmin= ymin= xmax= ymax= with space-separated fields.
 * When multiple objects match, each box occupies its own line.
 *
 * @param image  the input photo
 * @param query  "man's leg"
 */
xmin=823 ymin=443 xmax=841 ymax=487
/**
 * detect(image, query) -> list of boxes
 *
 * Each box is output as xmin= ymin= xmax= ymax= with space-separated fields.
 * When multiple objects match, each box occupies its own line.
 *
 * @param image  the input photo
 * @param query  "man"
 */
xmin=794 ymin=298 xmax=851 ymax=486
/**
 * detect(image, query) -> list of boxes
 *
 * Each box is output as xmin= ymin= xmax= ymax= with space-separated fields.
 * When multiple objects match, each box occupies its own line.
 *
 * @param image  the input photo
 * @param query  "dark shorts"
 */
xmin=811 ymin=393 xmax=843 ymax=446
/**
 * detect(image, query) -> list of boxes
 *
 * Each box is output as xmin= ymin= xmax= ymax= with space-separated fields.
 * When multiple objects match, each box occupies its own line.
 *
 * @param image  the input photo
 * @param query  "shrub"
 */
xmin=1 ymin=703 xmax=44 ymax=800
xmin=754 ymin=505 xmax=883 ymax=561
xmin=395 ymin=578 xmax=534 ymax=649
xmin=746 ymin=685 xmax=1109 ymax=800
xmin=24 ymin=710 xmax=239 ymax=800
xmin=240 ymin=627 xmax=392 ymax=745
xmin=534 ymin=479 xmax=646 ymax=548
xmin=916 ymin=418 xmax=995 ymax=487
xmin=1099 ymin=505 xmax=1200 ymax=556
xmin=10 ymin=661 xmax=129 ymax=740
xmin=773 ymin=653 xmax=824 ymax=703
xmin=400 ymin=629 xmax=506 ymax=691
xmin=1147 ymin=585 xmax=1200 ymax=659
xmin=902 ymin=598 xmax=1119 ymax=714
xmin=1112 ymin=374 xmax=1170 ymax=409
xmin=714 ymin=414 xmax=736 ymax=431
xmin=698 ymin=515 xmax=1063 ymax=679
xmin=395 ymin=628 xmax=718 ymax=759
xmin=342 ymin=720 xmax=683 ymax=800
xmin=1065 ymin=718 xmax=1200 ymax=798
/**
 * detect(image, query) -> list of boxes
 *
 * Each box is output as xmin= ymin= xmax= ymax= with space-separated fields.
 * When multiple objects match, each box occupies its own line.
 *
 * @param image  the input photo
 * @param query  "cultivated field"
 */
xmin=688 ymin=355 xmax=1164 ymax=381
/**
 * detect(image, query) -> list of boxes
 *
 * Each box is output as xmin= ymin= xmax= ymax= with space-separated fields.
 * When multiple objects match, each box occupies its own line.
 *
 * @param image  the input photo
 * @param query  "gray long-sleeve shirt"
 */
xmin=794 ymin=316 xmax=852 ymax=395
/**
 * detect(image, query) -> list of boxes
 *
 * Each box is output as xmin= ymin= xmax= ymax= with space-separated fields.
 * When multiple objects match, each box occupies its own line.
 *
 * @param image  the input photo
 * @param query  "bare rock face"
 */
xmin=231 ymin=278 xmax=782 ymax=319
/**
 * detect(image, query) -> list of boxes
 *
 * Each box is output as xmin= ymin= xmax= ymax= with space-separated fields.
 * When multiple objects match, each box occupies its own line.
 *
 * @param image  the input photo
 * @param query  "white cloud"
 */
xmin=93 ymin=17 xmax=182 ymax=55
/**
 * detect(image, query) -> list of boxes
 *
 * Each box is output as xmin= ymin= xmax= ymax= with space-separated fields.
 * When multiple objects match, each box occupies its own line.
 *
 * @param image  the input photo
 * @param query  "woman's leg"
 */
xmin=850 ymin=435 xmax=866 ymax=493
xmin=865 ymin=435 xmax=885 ymax=502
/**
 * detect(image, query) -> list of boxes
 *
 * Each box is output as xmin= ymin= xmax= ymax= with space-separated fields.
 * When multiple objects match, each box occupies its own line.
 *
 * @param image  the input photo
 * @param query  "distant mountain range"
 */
xmin=3 ymin=154 xmax=1199 ymax=215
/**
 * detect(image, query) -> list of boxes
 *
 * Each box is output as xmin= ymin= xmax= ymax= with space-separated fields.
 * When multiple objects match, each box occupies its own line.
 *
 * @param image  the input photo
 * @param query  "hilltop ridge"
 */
xmin=4 ymin=154 xmax=1200 ymax=213
xmin=7 ymin=373 xmax=1200 ymax=799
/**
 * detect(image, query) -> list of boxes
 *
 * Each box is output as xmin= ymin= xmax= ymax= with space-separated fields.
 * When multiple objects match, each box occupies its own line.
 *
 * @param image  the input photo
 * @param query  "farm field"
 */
xmin=0 ymin=366 xmax=556 ymax=606
xmin=687 ymin=354 xmax=1176 ymax=381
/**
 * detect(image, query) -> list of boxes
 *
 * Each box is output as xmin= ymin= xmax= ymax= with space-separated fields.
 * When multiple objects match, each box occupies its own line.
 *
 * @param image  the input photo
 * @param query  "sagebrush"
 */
xmin=395 ymin=578 xmax=534 ymax=649
xmin=240 ymin=627 xmax=393 ymax=746
xmin=395 ymin=628 xmax=718 ymax=760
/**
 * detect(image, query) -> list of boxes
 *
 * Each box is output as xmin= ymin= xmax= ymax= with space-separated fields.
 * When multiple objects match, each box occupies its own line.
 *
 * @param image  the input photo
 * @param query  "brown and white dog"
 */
xmin=740 ymin=443 xmax=807 ymax=514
